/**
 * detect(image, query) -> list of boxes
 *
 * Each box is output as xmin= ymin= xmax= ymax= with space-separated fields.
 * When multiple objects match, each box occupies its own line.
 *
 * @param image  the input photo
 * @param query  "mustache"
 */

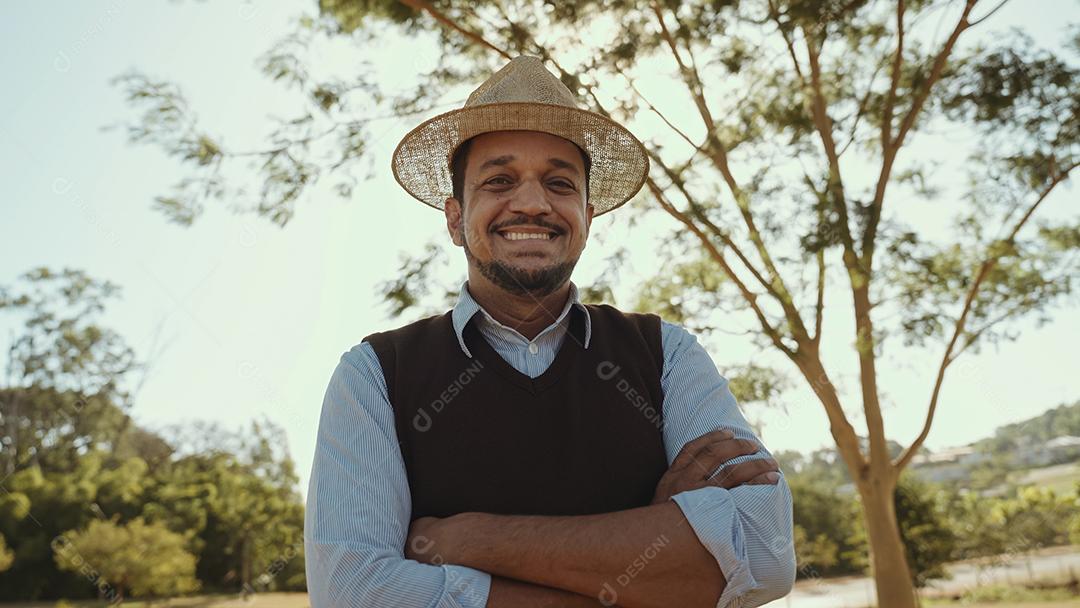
xmin=489 ymin=217 xmax=565 ymax=235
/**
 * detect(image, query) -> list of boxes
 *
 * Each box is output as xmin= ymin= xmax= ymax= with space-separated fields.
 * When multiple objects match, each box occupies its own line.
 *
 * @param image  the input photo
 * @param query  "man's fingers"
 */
xmin=681 ymin=438 xmax=762 ymax=478
xmin=670 ymin=428 xmax=734 ymax=472
xmin=657 ymin=430 xmax=774 ymax=504
xmin=709 ymin=458 xmax=780 ymax=489
xmin=744 ymin=471 xmax=782 ymax=485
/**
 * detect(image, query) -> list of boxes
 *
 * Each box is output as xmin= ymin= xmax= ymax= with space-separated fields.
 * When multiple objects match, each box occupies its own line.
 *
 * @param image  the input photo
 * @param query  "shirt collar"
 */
xmin=451 ymin=280 xmax=593 ymax=357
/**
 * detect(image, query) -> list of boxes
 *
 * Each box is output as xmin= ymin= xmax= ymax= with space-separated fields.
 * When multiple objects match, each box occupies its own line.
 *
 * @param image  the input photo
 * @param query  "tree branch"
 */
xmin=839 ymin=59 xmax=887 ymax=157
xmin=864 ymin=0 xmax=978 ymax=268
xmin=814 ymin=222 xmax=827 ymax=346
xmin=968 ymin=0 xmax=1012 ymax=28
xmin=650 ymin=2 xmax=716 ymax=136
xmin=614 ymin=68 xmax=701 ymax=153
xmin=397 ymin=0 xmax=513 ymax=60
xmin=895 ymin=161 xmax=1078 ymax=472
xmin=790 ymin=352 xmax=868 ymax=480
xmin=653 ymin=2 xmax=809 ymax=342
xmin=881 ymin=0 xmax=906 ymax=151
xmin=645 ymin=179 xmax=796 ymax=359
xmin=767 ymin=0 xmax=807 ymax=89
xmin=802 ymin=26 xmax=895 ymax=473
xmin=804 ymin=37 xmax=858 ymax=255
xmin=647 ymin=149 xmax=780 ymax=300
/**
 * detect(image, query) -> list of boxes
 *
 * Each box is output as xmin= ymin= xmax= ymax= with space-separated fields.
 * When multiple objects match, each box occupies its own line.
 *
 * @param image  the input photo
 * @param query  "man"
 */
xmin=306 ymin=56 xmax=795 ymax=607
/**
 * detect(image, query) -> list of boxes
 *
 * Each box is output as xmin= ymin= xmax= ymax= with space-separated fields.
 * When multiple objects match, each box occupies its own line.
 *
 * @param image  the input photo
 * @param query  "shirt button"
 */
xmin=528 ymin=342 xmax=539 ymax=354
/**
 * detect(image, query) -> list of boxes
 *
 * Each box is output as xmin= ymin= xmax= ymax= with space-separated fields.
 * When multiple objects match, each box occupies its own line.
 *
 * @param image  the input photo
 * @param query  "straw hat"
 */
xmin=391 ymin=56 xmax=650 ymax=216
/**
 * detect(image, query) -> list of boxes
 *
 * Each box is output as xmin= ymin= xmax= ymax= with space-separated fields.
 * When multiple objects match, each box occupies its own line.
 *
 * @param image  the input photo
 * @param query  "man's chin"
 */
xmin=479 ymin=260 xmax=577 ymax=297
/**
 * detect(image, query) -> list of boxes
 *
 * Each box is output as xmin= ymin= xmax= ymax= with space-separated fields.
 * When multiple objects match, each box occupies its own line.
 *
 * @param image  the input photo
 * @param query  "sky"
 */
xmin=1 ymin=1 xmax=1078 ymax=496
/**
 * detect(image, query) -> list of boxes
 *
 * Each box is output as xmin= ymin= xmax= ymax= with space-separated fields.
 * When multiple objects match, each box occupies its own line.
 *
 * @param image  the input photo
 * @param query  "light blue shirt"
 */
xmin=305 ymin=282 xmax=795 ymax=607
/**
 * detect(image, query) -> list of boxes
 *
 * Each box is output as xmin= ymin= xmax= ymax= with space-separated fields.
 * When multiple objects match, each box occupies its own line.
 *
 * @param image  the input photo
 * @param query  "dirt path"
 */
xmin=763 ymin=545 xmax=1080 ymax=608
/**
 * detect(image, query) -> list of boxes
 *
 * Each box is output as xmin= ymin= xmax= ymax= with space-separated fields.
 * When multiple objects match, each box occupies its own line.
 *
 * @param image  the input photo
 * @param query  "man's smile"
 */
xmin=492 ymin=225 xmax=562 ymax=244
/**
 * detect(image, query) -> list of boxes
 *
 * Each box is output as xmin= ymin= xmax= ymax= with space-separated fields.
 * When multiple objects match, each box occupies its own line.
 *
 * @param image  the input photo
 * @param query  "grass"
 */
xmin=1009 ymin=462 xmax=1080 ymax=495
xmin=924 ymin=580 xmax=1080 ymax=606
xmin=12 ymin=593 xmax=310 ymax=608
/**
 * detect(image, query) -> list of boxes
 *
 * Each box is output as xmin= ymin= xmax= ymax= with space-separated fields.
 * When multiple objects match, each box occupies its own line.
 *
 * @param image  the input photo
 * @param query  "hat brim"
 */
xmin=391 ymin=102 xmax=650 ymax=216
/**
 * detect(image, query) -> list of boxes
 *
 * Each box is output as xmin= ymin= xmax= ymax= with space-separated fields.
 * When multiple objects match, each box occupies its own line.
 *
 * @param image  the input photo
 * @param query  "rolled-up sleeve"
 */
xmin=305 ymin=343 xmax=492 ymax=608
xmin=660 ymin=322 xmax=796 ymax=607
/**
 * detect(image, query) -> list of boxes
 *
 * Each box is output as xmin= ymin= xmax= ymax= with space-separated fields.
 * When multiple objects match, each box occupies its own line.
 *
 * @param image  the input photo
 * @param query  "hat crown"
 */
xmin=466 ymin=56 xmax=578 ymax=108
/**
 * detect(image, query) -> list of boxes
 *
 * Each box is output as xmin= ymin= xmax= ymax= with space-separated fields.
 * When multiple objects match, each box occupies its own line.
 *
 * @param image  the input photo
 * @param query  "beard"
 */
xmin=461 ymin=225 xmax=578 ymax=297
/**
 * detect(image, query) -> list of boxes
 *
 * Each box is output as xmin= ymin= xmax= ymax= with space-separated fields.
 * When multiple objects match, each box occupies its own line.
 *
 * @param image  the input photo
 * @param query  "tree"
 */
xmin=0 ymin=424 xmax=305 ymax=601
xmin=0 ymin=451 xmax=154 ymax=600
xmin=848 ymin=474 xmax=958 ymax=587
xmin=990 ymin=485 xmax=1078 ymax=551
xmin=0 ymin=267 xmax=139 ymax=475
xmin=0 ymin=267 xmax=306 ymax=600
xmin=0 ymin=267 xmax=137 ymax=400
xmin=0 ymin=387 xmax=130 ymax=475
xmin=147 ymin=420 xmax=305 ymax=592
xmin=54 ymin=517 xmax=199 ymax=601
xmin=117 ymin=2 xmax=1079 ymax=605
xmin=207 ymin=420 xmax=304 ymax=593
xmin=788 ymin=475 xmax=862 ymax=577
xmin=0 ymin=535 xmax=13 ymax=573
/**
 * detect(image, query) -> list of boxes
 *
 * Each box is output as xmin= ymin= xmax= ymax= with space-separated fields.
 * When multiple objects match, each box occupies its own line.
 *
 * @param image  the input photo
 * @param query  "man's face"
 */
xmin=444 ymin=130 xmax=594 ymax=297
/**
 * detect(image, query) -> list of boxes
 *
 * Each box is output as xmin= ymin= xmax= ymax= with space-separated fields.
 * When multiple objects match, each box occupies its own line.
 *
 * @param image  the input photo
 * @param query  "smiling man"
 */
xmin=305 ymin=56 xmax=795 ymax=607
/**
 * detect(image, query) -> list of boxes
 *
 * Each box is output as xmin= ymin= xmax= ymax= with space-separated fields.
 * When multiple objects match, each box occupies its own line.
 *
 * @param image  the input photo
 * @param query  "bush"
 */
xmin=53 ymin=518 xmax=199 ymax=601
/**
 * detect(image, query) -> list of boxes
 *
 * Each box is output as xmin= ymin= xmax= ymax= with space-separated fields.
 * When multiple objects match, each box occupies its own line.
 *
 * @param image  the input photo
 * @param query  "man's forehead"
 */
xmin=477 ymin=154 xmax=580 ymax=176
xmin=469 ymin=131 xmax=586 ymax=171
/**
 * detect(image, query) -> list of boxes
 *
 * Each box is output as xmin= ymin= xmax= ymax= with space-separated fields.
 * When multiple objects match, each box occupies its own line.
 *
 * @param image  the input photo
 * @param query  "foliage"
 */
xmin=942 ymin=487 xmax=1010 ymax=560
xmin=855 ymin=475 xmax=958 ymax=587
xmin=789 ymin=428 xmax=1080 ymax=582
xmin=725 ymin=364 xmax=792 ymax=410
xmin=0 ymin=269 xmax=307 ymax=602
xmin=927 ymin=581 xmax=1080 ymax=604
xmin=789 ymin=471 xmax=959 ymax=586
xmin=0 ymin=267 xmax=137 ymax=400
xmin=788 ymin=475 xmax=861 ymax=577
xmin=0 ymin=534 xmax=12 ymax=573
xmin=0 ymin=266 xmax=143 ymax=477
xmin=0 ymin=386 xmax=131 ymax=476
xmin=0 ymin=414 xmax=306 ymax=602
xmin=975 ymin=400 xmax=1080 ymax=456
xmin=988 ymin=485 xmax=1078 ymax=551
xmin=156 ymin=422 xmax=305 ymax=592
xmin=54 ymin=517 xmax=199 ymax=600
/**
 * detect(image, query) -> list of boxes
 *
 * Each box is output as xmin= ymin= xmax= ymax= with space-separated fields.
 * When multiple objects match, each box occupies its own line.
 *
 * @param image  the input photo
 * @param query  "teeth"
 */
xmin=503 ymin=232 xmax=552 ymax=241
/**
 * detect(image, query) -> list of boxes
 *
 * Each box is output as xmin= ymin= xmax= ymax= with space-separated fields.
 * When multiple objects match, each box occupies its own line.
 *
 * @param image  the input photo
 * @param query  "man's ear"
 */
xmin=445 ymin=197 xmax=464 ymax=247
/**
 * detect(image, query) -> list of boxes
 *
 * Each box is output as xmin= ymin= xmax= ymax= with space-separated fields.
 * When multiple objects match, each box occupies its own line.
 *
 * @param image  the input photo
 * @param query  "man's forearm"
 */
xmin=487 ymin=576 xmax=614 ymax=607
xmin=428 ymin=501 xmax=725 ymax=608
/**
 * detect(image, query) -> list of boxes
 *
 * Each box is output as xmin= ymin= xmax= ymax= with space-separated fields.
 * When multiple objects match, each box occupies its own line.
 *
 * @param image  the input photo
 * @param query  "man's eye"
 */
xmin=486 ymin=177 xmax=512 ymax=185
xmin=550 ymin=180 xmax=574 ymax=190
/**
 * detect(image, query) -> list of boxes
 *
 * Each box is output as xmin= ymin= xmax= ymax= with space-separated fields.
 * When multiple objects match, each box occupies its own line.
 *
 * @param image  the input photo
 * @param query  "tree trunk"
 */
xmin=241 ymin=535 xmax=252 ymax=589
xmin=859 ymin=480 xmax=919 ymax=608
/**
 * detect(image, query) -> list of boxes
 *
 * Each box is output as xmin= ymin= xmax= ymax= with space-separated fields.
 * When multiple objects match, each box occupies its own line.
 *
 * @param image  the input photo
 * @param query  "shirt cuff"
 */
xmin=443 ymin=564 xmax=492 ymax=608
xmin=672 ymin=486 xmax=760 ymax=608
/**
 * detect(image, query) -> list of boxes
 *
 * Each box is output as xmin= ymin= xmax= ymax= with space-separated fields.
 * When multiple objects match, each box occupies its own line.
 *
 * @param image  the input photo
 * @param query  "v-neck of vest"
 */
xmin=462 ymin=305 xmax=586 ymax=394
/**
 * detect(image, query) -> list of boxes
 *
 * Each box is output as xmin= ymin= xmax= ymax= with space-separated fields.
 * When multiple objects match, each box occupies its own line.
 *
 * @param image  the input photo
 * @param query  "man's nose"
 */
xmin=506 ymin=178 xmax=552 ymax=215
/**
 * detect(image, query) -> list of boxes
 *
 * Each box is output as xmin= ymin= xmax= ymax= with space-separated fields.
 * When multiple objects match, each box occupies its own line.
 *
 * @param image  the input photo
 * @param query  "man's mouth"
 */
xmin=494 ymin=228 xmax=561 ymax=242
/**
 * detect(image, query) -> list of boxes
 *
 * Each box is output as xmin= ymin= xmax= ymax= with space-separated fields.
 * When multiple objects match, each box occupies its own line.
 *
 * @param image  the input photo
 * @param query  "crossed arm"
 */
xmin=406 ymin=500 xmax=723 ymax=607
xmin=401 ymin=423 xmax=784 ymax=608
xmin=305 ymin=325 xmax=795 ymax=608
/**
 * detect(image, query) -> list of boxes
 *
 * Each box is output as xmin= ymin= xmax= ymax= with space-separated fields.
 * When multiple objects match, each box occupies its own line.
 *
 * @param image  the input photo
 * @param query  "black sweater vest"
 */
xmin=364 ymin=304 xmax=668 ymax=518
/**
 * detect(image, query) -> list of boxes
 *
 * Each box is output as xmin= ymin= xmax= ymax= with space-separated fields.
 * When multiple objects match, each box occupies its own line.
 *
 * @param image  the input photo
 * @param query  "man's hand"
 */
xmin=652 ymin=428 xmax=780 ymax=505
